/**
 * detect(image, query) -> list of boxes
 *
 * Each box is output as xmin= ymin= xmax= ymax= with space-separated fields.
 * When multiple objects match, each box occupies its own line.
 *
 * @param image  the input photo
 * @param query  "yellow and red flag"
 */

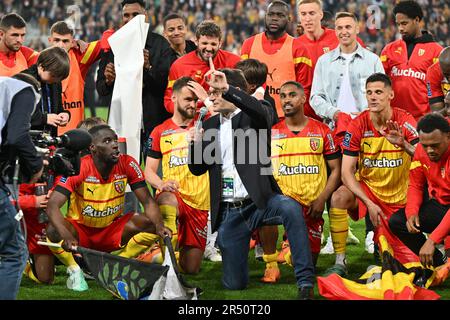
xmin=317 ymin=235 xmax=440 ymax=300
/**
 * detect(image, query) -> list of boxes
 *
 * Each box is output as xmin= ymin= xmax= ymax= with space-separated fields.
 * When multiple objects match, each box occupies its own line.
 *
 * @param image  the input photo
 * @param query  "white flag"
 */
xmin=107 ymin=15 xmax=148 ymax=162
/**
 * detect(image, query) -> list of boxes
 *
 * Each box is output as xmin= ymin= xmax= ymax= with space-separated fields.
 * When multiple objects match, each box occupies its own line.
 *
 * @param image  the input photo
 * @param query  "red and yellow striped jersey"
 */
xmin=55 ymin=154 xmax=147 ymax=228
xmin=342 ymin=108 xmax=419 ymax=205
xmin=148 ymin=119 xmax=210 ymax=210
xmin=271 ymin=118 xmax=340 ymax=206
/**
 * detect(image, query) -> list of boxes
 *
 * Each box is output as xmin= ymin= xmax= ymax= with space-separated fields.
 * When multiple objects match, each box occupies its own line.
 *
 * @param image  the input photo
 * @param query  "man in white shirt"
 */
xmin=310 ymin=12 xmax=384 ymax=276
xmin=311 ymin=12 xmax=384 ymax=131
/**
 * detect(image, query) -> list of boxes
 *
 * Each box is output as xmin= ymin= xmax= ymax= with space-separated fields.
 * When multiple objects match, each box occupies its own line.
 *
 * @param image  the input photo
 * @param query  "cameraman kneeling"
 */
xmin=0 ymin=74 xmax=44 ymax=300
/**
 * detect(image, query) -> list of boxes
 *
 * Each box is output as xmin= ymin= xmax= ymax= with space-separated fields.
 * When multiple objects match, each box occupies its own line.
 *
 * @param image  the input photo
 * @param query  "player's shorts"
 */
xmin=175 ymin=193 xmax=208 ymax=251
xmin=67 ymin=213 xmax=134 ymax=252
xmin=348 ymin=181 xmax=404 ymax=222
xmin=301 ymin=205 xmax=324 ymax=254
xmin=25 ymin=211 xmax=52 ymax=255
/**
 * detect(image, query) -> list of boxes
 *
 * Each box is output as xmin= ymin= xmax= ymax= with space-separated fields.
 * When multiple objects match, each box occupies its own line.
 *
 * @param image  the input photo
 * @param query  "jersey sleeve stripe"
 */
xmin=147 ymin=150 xmax=162 ymax=159
xmin=429 ymin=96 xmax=444 ymax=104
xmin=55 ymin=185 xmax=71 ymax=198
xmin=410 ymin=160 xmax=422 ymax=170
xmin=80 ymin=41 xmax=99 ymax=64
xmin=27 ymin=51 xmax=39 ymax=62
xmin=293 ymin=56 xmax=312 ymax=67
xmin=410 ymin=138 xmax=420 ymax=146
xmin=130 ymin=180 xmax=147 ymax=191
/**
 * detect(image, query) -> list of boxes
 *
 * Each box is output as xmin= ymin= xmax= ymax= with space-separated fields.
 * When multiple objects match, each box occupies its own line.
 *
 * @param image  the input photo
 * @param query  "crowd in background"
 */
xmin=1 ymin=0 xmax=449 ymax=55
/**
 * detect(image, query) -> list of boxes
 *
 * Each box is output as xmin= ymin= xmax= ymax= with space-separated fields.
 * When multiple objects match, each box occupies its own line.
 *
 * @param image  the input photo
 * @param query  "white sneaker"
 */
xmin=365 ymin=231 xmax=375 ymax=254
xmin=320 ymin=235 xmax=335 ymax=254
xmin=66 ymin=266 xmax=89 ymax=291
xmin=347 ymin=228 xmax=360 ymax=245
xmin=254 ymin=244 xmax=264 ymax=260
xmin=204 ymin=245 xmax=222 ymax=262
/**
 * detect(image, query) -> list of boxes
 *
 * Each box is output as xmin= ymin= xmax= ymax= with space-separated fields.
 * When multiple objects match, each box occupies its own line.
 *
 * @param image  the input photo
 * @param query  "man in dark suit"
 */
xmin=187 ymin=66 xmax=315 ymax=299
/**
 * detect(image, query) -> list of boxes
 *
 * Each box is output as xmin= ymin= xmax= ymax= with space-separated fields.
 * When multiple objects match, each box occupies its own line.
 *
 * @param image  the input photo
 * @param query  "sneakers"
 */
xmin=320 ymin=235 xmax=335 ymax=254
xmin=203 ymin=245 xmax=222 ymax=262
xmin=323 ymin=263 xmax=348 ymax=277
xmin=260 ymin=266 xmax=281 ymax=283
xmin=254 ymin=244 xmax=264 ymax=261
xmin=277 ymin=241 xmax=290 ymax=263
xmin=66 ymin=266 xmax=89 ymax=291
xmin=136 ymin=244 xmax=163 ymax=264
xmin=347 ymin=228 xmax=360 ymax=245
xmin=365 ymin=231 xmax=375 ymax=254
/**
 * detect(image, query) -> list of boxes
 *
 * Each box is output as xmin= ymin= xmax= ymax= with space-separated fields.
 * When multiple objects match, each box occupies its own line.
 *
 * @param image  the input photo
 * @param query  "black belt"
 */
xmin=221 ymin=198 xmax=252 ymax=209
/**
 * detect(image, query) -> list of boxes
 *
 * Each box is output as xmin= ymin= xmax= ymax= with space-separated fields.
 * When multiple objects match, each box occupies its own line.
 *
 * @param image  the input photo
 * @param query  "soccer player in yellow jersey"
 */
xmin=145 ymin=76 xmax=210 ymax=274
xmin=265 ymin=81 xmax=341 ymax=281
xmin=46 ymin=125 xmax=171 ymax=291
xmin=324 ymin=73 xmax=419 ymax=277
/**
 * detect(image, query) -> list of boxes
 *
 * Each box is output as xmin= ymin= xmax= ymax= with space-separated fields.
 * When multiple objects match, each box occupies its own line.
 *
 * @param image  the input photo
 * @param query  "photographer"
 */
xmin=0 ymin=73 xmax=44 ymax=300
xmin=21 ymin=46 xmax=71 ymax=137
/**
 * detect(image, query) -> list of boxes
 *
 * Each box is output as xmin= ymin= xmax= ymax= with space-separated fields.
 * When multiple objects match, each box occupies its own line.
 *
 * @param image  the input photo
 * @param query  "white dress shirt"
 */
xmin=219 ymin=109 xmax=249 ymax=201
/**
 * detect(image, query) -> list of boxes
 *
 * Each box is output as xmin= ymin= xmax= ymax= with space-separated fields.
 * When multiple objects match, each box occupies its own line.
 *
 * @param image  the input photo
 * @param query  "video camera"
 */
xmin=30 ymin=129 xmax=92 ymax=179
xmin=30 ymin=129 xmax=92 ymax=223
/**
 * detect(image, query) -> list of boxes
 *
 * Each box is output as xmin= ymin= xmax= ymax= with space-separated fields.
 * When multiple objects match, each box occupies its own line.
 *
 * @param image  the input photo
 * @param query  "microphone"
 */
xmin=60 ymin=129 xmax=93 ymax=151
xmin=31 ymin=129 xmax=92 ymax=152
xmin=194 ymin=107 xmax=208 ymax=131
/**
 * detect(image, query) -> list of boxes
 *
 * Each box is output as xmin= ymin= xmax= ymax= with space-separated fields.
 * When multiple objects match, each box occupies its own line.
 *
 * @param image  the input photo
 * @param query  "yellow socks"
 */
xmin=118 ymin=204 xmax=178 ymax=259
xmin=117 ymin=204 xmax=178 ymax=259
xmin=118 ymin=232 xmax=159 ymax=258
xmin=24 ymin=261 xmax=42 ymax=284
xmin=49 ymin=240 xmax=78 ymax=268
xmin=159 ymin=205 xmax=178 ymax=257
xmin=262 ymin=251 xmax=280 ymax=270
xmin=329 ymin=207 xmax=348 ymax=255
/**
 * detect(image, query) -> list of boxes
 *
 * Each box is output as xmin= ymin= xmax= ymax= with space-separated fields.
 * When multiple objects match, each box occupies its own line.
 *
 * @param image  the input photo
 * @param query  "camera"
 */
xmin=28 ymin=129 xmax=92 ymax=223
xmin=30 ymin=130 xmax=84 ymax=179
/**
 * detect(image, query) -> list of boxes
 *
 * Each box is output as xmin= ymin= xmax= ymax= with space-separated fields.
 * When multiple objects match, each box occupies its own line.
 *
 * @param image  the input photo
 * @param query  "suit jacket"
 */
xmin=188 ymin=86 xmax=280 ymax=232
xmin=96 ymin=31 xmax=177 ymax=137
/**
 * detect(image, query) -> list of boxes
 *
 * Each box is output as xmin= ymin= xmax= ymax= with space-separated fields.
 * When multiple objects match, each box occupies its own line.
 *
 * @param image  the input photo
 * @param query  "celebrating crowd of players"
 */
xmin=0 ymin=0 xmax=449 ymax=299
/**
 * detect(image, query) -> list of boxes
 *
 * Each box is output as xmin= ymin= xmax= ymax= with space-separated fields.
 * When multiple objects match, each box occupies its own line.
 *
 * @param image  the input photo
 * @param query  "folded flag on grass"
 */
xmin=76 ymin=246 xmax=169 ymax=300
xmin=74 ymin=237 xmax=201 ymax=300
xmin=317 ymin=235 xmax=440 ymax=300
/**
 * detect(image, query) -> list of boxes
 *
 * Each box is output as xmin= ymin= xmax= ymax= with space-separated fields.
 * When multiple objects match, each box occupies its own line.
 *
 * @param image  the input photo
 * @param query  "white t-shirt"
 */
xmin=337 ymin=52 xmax=358 ymax=117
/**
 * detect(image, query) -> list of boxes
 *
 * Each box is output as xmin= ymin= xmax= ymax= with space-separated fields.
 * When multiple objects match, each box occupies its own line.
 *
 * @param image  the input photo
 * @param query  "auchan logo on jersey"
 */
xmin=362 ymin=157 xmax=403 ymax=168
xmin=391 ymin=66 xmax=425 ymax=81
